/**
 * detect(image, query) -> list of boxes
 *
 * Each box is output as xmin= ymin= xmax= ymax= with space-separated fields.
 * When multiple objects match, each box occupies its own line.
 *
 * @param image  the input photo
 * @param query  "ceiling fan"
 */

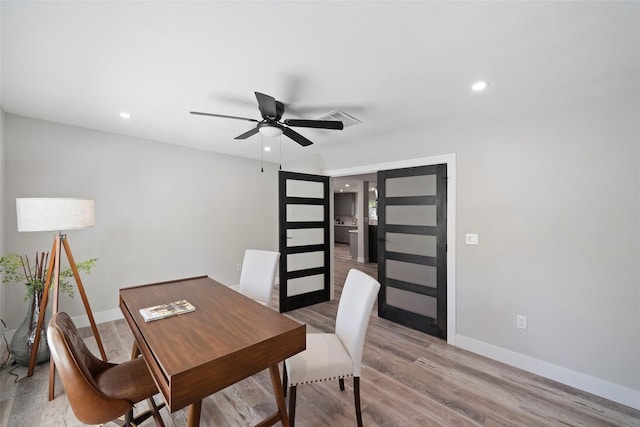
xmin=190 ymin=92 xmax=343 ymax=146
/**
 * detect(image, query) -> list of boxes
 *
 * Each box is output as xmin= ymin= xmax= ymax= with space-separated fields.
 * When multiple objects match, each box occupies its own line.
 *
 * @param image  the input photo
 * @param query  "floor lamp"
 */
xmin=16 ymin=198 xmax=107 ymax=401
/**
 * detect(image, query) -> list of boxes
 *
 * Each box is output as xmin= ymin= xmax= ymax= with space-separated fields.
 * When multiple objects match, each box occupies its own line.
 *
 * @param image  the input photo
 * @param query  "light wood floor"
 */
xmin=1 ymin=244 xmax=638 ymax=426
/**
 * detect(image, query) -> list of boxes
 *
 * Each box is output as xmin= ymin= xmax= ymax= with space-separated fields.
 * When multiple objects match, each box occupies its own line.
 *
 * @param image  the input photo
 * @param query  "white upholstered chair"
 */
xmin=229 ymin=249 xmax=280 ymax=307
xmin=282 ymin=268 xmax=381 ymax=427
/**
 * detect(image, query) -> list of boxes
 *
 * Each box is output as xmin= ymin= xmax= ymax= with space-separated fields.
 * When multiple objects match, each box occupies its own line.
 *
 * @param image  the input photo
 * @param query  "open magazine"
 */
xmin=139 ymin=299 xmax=196 ymax=322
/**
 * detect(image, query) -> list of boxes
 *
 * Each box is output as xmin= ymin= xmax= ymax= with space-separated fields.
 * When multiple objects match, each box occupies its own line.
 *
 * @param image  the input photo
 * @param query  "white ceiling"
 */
xmin=2 ymin=2 xmax=638 ymax=165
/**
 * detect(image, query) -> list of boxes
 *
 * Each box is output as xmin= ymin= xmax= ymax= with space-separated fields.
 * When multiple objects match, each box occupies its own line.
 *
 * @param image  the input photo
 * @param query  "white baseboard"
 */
xmin=456 ymin=334 xmax=640 ymax=410
xmin=71 ymin=308 xmax=123 ymax=328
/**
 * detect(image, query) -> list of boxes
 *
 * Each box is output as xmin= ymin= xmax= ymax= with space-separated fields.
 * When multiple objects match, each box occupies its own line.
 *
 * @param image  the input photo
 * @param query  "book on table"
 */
xmin=139 ymin=299 xmax=196 ymax=322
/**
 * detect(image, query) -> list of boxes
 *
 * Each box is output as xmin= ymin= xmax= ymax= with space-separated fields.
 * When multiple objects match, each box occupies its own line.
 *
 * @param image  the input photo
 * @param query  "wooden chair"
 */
xmin=282 ymin=268 xmax=381 ymax=426
xmin=47 ymin=312 xmax=165 ymax=427
xmin=230 ymin=249 xmax=280 ymax=307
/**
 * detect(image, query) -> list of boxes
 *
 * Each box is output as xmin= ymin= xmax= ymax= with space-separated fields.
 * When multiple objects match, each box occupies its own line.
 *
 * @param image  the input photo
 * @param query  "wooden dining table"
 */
xmin=119 ymin=276 xmax=306 ymax=427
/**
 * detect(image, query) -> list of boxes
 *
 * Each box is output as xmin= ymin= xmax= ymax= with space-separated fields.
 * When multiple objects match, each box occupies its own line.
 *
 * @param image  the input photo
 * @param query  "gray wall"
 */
xmin=3 ymin=115 xmax=279 ymax=328
xmin=2 ymin=86 xmax=638 ymax=405
xmin=313 ymin=91 xmax=640 ymax=395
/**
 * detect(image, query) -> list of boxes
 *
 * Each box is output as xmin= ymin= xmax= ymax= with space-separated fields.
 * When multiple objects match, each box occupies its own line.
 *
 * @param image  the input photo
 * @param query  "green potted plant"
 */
xmin=0 ymin=252 xmax=97 ymax=365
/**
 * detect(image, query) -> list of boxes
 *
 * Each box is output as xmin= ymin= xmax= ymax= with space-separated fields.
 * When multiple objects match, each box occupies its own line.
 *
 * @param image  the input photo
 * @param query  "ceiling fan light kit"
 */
xmin=191 ymin=91 xmax=344 ymax=146
xmin=258 ymin=122 xmax=283 ymax=138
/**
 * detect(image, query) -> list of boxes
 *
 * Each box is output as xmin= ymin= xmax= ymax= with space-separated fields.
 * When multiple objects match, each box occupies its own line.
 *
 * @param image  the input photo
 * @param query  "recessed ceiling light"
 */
xmin=471 ymin=81 xmax=489 ymax=92
xmin=264 ymin=146 xmax=271 ymax=152
xmin=120 ymin=112 xmax=131 ymax=119
xmin=345 ymin=184 xmax=350 ymax=187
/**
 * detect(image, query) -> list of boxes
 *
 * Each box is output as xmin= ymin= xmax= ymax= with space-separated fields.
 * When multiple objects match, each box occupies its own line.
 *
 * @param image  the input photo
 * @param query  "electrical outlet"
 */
xmin=465 ymin=233 xmax=479 ymax=245
xmin=516 ymin=315 xmax=528 ymax=330
xmin=236 ymin=264 xmax=242 ymax=272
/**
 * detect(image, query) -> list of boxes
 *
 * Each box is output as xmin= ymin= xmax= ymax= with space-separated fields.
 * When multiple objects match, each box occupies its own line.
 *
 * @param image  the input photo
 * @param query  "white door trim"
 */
xmin=325 ymin=153 xmax=457 ymax=345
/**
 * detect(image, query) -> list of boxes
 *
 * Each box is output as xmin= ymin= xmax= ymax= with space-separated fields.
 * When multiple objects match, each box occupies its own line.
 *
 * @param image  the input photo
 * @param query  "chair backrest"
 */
xmin=238 ymin=249 xmax=280 ymax=306
xmin=335 ymin=269 xmax=381 ymax=376
xmin=47 ymin=312 xmax=132 ymax=424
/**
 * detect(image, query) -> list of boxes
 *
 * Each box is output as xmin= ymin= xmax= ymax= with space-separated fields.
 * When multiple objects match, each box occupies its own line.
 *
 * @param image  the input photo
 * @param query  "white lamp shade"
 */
xmin=16 ymin=198 xmax=95 ymax=232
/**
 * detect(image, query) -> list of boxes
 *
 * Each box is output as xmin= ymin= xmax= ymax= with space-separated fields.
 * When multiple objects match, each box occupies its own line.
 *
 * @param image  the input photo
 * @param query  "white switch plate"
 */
xmin=465 ymin=233 xmax=479 ymax=245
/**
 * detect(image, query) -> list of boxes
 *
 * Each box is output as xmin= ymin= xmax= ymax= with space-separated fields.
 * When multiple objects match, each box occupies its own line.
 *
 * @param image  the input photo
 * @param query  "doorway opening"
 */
xmin=333 ymin=173 xmax=378 ymax=266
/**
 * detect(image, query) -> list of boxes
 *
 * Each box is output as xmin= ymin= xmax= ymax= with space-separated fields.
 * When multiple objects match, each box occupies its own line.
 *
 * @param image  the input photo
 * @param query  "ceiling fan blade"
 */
xmin=283 ymin=127 xmax=313 ymax=147
xmin=283 ymin=119 xmax=344 ymax=130
xmin=234 ymin=127 xmax=260 ymax=140
xmin=255 ymin=92 xmax=278 ymax=119
xmin=190 ymin=111 xmax=259 ymax=123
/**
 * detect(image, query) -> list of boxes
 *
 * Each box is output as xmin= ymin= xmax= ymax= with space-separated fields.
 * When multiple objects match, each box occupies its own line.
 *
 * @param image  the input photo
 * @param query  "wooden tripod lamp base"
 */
xmin=16 ymin=198 xmax=105 ymax=401
xmin=28 ymin=233 xmax=106 ymax=400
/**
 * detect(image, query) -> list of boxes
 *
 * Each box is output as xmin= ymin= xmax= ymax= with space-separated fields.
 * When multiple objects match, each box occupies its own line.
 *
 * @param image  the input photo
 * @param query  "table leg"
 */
xmin=187 ymin=401 xmax=202 ymax=427
xmin=269 ymin=364 xmax=290 ymax=427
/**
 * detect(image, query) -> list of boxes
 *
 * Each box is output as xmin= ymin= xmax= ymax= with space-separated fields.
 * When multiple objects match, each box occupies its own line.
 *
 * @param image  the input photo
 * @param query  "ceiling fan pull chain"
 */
xmin=261 ymin=134 xmax=264 ymax=173
xmin=279 ymin=136 xmax=282 ymax=170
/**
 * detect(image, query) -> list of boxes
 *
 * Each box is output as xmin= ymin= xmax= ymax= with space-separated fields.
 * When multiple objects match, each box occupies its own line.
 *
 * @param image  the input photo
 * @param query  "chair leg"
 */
xmin=339 ymin=377 xmax=345 ymax=391
xmin=282 ymin=363 xmax=288 ymax=397
xmin=289 ymin=386 xmax=297 ymax=427
xmin=123 ymin=409 xmax=134 ymax=427
xmin=121 ymin=396 xmax=166 ymax=427
xmin=354 ymin=377 xmax=362 ymax=427
xmin=148 ymin=396 xmax=166 ymax=427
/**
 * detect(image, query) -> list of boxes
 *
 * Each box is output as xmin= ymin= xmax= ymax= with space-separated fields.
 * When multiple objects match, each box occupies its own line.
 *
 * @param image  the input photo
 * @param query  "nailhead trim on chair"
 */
xmin=291 ymin=373 xmax=353 ymax=386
